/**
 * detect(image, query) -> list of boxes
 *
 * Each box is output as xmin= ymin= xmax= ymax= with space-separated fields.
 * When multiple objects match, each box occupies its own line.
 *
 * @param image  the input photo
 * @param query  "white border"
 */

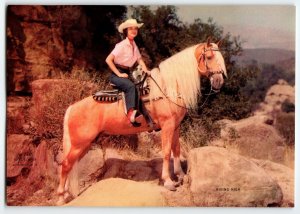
xmin=1 ymin=1 xmax=298 ymax=214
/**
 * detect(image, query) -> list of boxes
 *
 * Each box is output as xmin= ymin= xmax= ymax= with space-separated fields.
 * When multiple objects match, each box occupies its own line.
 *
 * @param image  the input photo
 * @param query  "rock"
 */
xmin=65 ymin=178 xmax=165 ymax=206
xmin=252 ymin=159 xmax=294 ymax=207
xmin=22 ymin=124 xmax=31 ymax=133
xmin=187 ymin=147 xmax=283 ymax=207
xmin=28 ymin=140 xmax=58 ymax=183
xmin=219 ymin=116 xmax=287 ymax=164
xmin=77 ymin=146 xmax=105 ymax=190
xmin=6 ymin=134 xmax=35 ymax=179
xmin=6 ymin=96 xmax=30 ymax=134
xmin=103 ymin=156 xmax=159 ymax=182
xmin=6 ymin=6 xmax=80 ymax=93
xmin=104 ymin=148 xmax=123 ymax=160
xmin=255 ymin=79 xmax=294 ymax=116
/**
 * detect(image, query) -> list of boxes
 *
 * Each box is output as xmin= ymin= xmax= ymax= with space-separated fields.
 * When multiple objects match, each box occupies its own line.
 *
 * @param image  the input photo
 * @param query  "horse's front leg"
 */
xmin=161 ymin=121 xmax=177 ymax=191
xmin=172 ymin=126 xmax=185 ymax=185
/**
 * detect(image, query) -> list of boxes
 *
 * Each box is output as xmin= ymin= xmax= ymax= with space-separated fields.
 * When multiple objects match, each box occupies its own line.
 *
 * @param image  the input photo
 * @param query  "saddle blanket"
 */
xmin=93 ymin=87 xmax=150 ymax=103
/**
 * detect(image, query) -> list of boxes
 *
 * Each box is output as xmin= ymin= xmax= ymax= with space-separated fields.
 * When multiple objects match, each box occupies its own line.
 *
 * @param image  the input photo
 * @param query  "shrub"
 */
xmin=180 ymin=116 xmax=221 ymax=149
xmin=275 ymin=112 xmax=295 ymax=146
xmin=281 ymin=100 xmax=295 ymax=113
xmin=31 ymin=67 xmax=106 ymax=139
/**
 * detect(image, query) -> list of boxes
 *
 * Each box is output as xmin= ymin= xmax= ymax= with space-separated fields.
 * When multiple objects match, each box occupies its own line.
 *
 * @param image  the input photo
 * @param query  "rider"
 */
xmin=106 ymin=18 xmax=151 ymax=126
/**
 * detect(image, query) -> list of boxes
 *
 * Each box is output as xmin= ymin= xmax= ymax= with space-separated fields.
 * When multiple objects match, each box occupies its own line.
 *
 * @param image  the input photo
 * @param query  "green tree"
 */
xmin=130 ymin=6 xmax=185 ymax=66
xmin=131 ymin=5 xmax=257 ymax=122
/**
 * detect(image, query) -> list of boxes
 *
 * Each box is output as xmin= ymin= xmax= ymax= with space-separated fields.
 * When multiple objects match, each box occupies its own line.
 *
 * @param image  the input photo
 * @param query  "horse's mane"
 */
xmin=149 ymin=45 xmax=200 ymax=110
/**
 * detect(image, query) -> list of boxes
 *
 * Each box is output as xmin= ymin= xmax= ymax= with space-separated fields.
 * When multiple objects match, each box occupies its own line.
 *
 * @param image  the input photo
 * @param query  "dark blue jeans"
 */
xmin=110 ymin=72 xmax=137 ymax=112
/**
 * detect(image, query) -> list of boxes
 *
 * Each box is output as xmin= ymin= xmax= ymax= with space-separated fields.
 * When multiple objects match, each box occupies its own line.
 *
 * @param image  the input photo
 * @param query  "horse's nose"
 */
xmin=210 ymin=73 xmax=224 ymax=90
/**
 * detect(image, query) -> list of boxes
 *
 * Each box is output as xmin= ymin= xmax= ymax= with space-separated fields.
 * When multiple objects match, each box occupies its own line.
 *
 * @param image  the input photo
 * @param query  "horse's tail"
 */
xmin=63 ymin=105 xmax=79 ymax=197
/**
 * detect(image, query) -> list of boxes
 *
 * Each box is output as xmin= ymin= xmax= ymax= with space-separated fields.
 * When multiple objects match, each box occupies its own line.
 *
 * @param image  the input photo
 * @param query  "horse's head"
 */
xmin=195 ymin=37 xmax=227 ymax=91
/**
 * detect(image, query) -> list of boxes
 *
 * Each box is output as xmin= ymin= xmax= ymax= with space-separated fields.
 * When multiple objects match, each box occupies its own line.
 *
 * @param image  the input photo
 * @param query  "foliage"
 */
xmin=131 ymin=6 xmax=242 ymax=68
xmin=198 ymin=62 xmax=259 ymax=121
xmin=128 ymin=6 xmax=265 ymax=147
xmin=275 ymin=112 xmax=295 ymax=146
xmin=46 ymin=6 xmax=127 ymax=71
xmin=130 ymin=6 xmax=257 ymax=124
xmin=31 ymin=67 xmax=106 ymax=139
xmin=242 ymin=63 xmax=295 ymax=106
xmin=281 ymin=100 xmax=295 ymax=113
xmin=180 ymin=117 xmax=221 ymax=148
xmin=130 ymin=6 xmax=184 ymax=66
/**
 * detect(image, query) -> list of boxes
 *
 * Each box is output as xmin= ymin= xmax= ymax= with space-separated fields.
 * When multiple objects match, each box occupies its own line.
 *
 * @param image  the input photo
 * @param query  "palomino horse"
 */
xmin=57 ymin=38 xmax=227 ymax=205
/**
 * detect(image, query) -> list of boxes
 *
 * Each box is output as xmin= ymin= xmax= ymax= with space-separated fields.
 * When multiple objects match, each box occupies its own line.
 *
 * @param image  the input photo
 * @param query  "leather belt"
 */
xmin=115 ymin=62 xmax=138 ymax=72
xmin=115 ymin=64 xmax=130 ymax=71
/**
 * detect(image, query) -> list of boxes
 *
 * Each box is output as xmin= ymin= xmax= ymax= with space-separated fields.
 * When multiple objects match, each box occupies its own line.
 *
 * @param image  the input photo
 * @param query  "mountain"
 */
xmin=233 ymin=48 xmax=295 ymax=66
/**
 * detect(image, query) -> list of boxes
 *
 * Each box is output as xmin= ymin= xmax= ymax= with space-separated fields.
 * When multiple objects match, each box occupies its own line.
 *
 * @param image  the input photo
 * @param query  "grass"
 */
xmin=30 ymin=67 xmax=106 ymax=139
xmin=180 ymin=117 xmax=221 ymax=150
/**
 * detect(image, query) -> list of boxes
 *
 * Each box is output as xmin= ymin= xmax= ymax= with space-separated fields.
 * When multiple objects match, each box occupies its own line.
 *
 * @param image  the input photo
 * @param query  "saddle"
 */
xmin=92 ymin=77 xmax=150 ymax=103
xmin=92 ymin=66 xmax=154 ymax=128
xmin=93 ymin=64 xmax=149 ymax=103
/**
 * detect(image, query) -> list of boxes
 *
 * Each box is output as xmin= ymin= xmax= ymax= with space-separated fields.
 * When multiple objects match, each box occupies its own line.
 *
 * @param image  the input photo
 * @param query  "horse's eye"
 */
xmin=207 ymin=56 xmax=212 ymax=60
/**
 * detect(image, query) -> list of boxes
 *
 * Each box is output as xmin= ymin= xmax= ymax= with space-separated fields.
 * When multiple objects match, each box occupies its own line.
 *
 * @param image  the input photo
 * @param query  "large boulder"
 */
xmin=7 ymin=6 xmax=80 ymax=93
xmin=187 ymin=147 xmax=283 ymax=207
xmin=6 ymin=134 xmax=35 ymax=179
xmin=77 ymin=146 xmax=105 ymax=191
xmin=28 ymin=140 xmax=58 ymax=183
xmin=6 ymin=136 xmax=58 ymax=205
xmin=255 ymin=79 xmax=294 ymax=116
xmin=251 ymin=159 xmax=294 ymax=207
xmin=55 ymin=144 xmax=105 ymax=195
xmin=217 ymin=116 xmax=287 ymax=164
xmin=65 ymin=178 xmax=165 ymax=206
xmin=102 ymin=148 xmax=161 ymax=182
xmin=6 ymin=96 xmax=31 ymax=134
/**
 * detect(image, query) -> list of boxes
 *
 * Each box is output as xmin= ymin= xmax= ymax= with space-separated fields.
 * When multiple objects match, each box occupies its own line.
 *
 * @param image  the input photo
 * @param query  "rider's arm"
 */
xmin=137 ymin=58 xmax=151 ymax=75
xmin=105 ymin=54 xmax=128 ymax=78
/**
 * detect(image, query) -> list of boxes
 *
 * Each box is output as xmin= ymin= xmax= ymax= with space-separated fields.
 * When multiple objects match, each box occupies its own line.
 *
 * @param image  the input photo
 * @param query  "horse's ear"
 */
xmin=206 ymin=36 xmax=212 ymax=46
xmin=217 ymin=38 xmax=223 ymax=47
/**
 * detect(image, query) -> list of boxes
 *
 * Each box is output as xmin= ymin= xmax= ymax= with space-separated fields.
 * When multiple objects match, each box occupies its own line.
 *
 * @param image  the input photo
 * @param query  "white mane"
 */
xmin=149 ymin=45 xmax=200 ymax=109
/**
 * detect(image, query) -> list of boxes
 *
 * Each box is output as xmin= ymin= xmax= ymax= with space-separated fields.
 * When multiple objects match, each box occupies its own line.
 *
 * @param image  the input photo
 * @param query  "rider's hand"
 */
xmin=144 ymin=70 xmax=151 ymax=76
xmin=119 ymin=73 xmax=128 ymax=78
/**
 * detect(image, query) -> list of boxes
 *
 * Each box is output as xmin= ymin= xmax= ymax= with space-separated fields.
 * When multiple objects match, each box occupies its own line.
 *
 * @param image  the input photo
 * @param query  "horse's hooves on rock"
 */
xmin=56 ymin=198 xmax=65 ymax=206
xmin=174 ymin=180 xmax=181 ymax=187
xmin=164 ymin=183 xmax=177 ymax=191
xmin=177 ymin=175 xmax=184 ymax=185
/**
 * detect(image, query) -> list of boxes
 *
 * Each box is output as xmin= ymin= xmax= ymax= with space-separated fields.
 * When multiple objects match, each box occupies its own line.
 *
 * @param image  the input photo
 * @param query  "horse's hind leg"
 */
xmin=57 ymin=146 xmax=86 ymax=205
xmin=171 ymin=127 xmax=185 ymax=186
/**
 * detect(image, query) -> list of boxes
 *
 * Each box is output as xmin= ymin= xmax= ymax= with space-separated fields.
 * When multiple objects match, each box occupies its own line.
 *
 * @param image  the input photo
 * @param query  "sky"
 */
xmin=176 ymin=5 xmax=295 ymax=50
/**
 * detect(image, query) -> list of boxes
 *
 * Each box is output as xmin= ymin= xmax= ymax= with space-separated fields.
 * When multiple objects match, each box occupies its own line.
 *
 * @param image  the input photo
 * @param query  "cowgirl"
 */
xmin=106 ymin=19 xmax=151 ymax=126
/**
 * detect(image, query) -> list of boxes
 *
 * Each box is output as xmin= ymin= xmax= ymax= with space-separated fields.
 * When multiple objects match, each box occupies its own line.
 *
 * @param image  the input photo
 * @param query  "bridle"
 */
xmin=197 ymin=46 xmax=225 ymax=79
xmin=148 ymin=43 xmax=226 ymax=113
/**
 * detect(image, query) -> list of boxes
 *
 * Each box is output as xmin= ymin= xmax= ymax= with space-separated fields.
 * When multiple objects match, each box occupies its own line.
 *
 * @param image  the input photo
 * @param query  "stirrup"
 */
xmin=131 ymin=121 xmax=141 ymax=127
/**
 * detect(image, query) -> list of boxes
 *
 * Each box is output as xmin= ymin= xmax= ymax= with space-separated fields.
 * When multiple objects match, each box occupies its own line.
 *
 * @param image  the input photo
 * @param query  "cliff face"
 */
xmin=7 ymin=6 xmax=80 ymax=93
xmin=6 ymin=5 xmax=126 ymax=94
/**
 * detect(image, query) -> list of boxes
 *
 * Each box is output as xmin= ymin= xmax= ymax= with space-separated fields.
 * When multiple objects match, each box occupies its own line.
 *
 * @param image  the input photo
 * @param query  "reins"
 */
xmin=149 ymin=75 xmax=218 ymax=113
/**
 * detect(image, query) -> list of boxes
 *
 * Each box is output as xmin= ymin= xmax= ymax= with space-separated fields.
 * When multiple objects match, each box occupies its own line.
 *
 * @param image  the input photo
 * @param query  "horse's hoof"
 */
xmin=164 ymin=183 xmax=177 ymax=191
xmin=176 ymin=174 xmax=184 ymax=185
xmin=56 ymin=197 xmax=65 ymax=206
xmin=63 ymin=191 xmax=71 ymax=200
xmin=173 ymin=180 xmax=181 ymax=187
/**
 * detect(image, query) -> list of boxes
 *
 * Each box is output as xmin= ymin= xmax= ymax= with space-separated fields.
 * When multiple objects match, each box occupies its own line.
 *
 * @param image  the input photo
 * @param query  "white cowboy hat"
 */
xmin=118 ymin=19 xmax=144 ymax=33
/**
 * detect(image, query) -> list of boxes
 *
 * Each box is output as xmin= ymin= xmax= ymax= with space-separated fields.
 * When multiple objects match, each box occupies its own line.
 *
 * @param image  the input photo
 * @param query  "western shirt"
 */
xmin=111 ymin=37 xmax=142 ymax=67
